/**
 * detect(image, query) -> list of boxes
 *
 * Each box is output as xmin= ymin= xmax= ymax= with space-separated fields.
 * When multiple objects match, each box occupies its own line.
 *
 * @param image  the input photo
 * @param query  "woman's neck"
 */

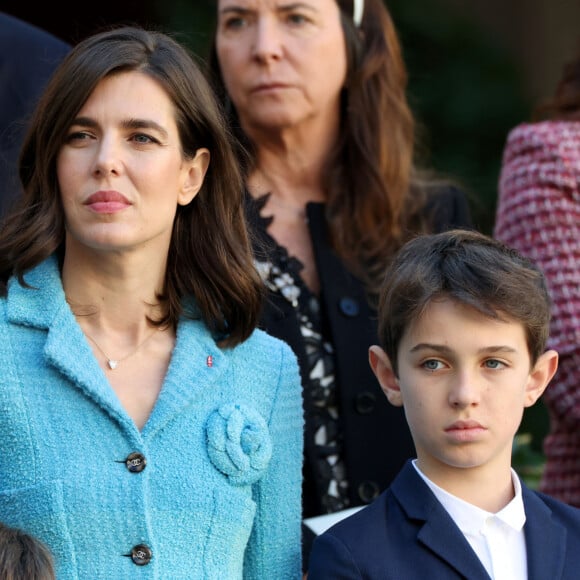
xmin=243 ymin=114 xmax=339 ymax=203
xmin=61 ymin=247 xmax=166 ymax=330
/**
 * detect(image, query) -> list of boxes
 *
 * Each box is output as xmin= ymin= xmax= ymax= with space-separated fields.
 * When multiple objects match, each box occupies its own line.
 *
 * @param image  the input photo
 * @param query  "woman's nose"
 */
xmin=251 ymin=17 xmax=283 ymax=62
xmin=92 ymin=136 xmax=122 ymax=177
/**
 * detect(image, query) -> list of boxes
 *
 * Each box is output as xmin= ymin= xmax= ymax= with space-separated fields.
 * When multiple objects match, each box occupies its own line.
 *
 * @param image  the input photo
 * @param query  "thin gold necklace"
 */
xmin=85 ymin=328 xmax=159 ymax=370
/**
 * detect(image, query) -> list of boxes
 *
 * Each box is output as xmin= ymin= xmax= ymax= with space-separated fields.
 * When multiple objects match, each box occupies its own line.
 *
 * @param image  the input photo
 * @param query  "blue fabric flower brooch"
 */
xmin=206 ymin=403 xmax=272 ymax=485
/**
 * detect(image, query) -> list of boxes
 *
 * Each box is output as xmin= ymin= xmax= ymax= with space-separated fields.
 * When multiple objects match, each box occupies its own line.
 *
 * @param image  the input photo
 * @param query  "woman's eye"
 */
xmin=287 ymin=13 xmax=308 ymax=25
xmin=132 ymin=133 xmax=158 ymax=145
xmin=65 ymin=131 xmax=91 ymax=143
xmin=223 ymin=15 xmax=247 ymax=31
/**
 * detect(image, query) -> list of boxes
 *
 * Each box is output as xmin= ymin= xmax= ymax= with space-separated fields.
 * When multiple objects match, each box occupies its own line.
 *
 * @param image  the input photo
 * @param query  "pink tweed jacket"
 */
xmin=495 ymin=120 xmax=580 ymax=506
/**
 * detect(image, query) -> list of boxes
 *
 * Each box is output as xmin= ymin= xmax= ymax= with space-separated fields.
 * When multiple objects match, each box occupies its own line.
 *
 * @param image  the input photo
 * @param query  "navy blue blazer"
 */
xmin=308 ymin=460 xmax=580 ymax=579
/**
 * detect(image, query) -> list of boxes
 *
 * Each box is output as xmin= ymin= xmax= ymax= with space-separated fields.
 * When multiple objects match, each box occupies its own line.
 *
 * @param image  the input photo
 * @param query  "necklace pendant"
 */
xmin=108 ymin=359 xmax=119 ymax=370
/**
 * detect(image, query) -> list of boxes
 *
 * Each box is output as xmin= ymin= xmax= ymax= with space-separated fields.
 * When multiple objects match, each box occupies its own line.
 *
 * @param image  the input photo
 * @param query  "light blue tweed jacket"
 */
xmin=0 ymin=256 xmax=304 ymax=579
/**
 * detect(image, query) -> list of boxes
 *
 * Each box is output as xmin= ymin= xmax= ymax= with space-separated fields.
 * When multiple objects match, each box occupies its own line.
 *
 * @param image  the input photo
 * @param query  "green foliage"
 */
xmin=512 ymin=433 xmax=545 ymax=490
xmin=387 ymin=0 xmax=531 ymax=234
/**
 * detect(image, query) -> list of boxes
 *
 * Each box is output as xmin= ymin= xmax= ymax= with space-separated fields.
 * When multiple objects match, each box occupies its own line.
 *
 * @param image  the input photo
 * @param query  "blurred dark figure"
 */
xmin=0 ymin=12 xmax=70 ymax=217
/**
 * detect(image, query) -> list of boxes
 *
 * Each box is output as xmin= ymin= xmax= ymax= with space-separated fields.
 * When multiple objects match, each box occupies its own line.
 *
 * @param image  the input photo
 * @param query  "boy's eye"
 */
xmin=422 ymin=359 xmax=445 ymax=371
xmin=484 ymin=359 xmax=506 ymax=370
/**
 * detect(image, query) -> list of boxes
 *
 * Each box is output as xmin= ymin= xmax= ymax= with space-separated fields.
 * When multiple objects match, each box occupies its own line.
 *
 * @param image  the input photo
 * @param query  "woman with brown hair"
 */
xmin=209 ymin=0 xmax=472 ymax=527
xmin=0 ymin=25 xmax=303 ymax=578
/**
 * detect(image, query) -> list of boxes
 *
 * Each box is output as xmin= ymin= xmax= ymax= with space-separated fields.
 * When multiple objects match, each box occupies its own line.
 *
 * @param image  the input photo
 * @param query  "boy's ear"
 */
xmin=524 ymin=349 xmax=559 ymax=407
xmin=369 ymin=345 xmax=403 ymax=407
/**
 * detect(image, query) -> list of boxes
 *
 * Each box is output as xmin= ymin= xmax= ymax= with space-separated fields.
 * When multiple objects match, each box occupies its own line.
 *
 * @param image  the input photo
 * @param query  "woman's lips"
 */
xmin=85 ymin=190 xmax=131 ymax=213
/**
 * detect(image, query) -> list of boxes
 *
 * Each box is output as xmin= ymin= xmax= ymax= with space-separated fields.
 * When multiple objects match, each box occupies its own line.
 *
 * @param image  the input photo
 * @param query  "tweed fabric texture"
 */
xmin=0 ymin=255 xmax=304 ymax=579
xmin=495 ymin=120 xmax=580 ymax=506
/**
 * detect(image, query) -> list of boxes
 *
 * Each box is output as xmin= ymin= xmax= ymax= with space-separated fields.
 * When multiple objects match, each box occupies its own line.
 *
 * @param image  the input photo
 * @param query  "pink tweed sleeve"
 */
xmin=494 ymin=121 xmax=580 ymax=423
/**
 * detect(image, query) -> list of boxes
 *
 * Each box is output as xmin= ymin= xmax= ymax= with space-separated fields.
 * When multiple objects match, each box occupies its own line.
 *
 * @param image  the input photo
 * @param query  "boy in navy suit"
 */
xmin=308 ymin=229 xmax=580 ymax=579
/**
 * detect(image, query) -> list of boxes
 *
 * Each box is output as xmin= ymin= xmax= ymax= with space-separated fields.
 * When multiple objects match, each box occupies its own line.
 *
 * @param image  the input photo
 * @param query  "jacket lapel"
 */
xmin=8 ymin=256 xmax=140 ymax=435
xmin=393 ymin=462 xmax=492 ymax=580
xmin=142 ymin=315 xmax=227 ymax=438
xmin=522 ymin=485 xmax=566 ymax=580
xmin=6 ymin=256 xmax=228 ymax=439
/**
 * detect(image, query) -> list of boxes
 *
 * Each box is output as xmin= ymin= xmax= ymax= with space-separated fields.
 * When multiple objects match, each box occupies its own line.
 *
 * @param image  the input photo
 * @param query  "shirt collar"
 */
xmin=412 ymin=459 xmax=526 ymax=534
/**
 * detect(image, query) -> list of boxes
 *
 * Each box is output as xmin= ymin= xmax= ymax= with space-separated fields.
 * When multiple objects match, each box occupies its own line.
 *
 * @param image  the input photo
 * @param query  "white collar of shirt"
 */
xmin=412 ymin=459 xmax=527 ymax=580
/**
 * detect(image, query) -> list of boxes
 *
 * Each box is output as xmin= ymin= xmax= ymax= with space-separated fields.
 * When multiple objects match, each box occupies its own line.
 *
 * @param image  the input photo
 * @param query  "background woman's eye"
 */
xmin=223 ymin=16 xmax=246 ymax=30
xmin=287 ymin=13 xmax=309 ymax=26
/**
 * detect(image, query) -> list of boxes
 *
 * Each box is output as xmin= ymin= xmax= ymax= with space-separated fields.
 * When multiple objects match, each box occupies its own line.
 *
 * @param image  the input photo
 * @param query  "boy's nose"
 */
xmin=448 ymin=371 xmax=481 ymax=408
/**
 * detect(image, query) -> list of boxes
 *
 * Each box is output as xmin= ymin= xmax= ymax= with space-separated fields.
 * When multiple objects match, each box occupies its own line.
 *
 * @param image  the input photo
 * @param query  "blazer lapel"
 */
xmin=522 ymin=485 xmax=566 ymax=580
xmin=7 ymin=256 xmax=138 ymax=436
xmin=393 ymin=462 xmax=492 ymax=580
xmin=142 ymin=316 xmax=227 ymax=438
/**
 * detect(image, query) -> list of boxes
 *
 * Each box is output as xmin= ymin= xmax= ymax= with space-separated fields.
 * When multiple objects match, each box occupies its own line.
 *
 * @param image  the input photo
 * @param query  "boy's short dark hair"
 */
xmin=377 ymin=229 xmax=551 ymax=375
xmin=0 ymin=522 xmax=55 ymax=580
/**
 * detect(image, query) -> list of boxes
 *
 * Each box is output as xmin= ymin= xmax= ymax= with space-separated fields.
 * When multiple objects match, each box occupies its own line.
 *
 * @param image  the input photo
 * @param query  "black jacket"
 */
xmin=247 ymin=186 xmax=473 ymax=516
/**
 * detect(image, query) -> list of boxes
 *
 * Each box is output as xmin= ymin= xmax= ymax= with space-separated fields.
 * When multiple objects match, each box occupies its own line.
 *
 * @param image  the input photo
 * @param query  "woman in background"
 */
xmin=210 ymin=0 xmax=472 ymax=526
xmin=495 ymin=42 xmax=580 ymax=507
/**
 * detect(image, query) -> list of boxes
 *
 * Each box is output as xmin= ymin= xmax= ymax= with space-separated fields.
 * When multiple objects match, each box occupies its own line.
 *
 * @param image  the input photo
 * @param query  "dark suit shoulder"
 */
xmin=531 ymin=489 xmax=580 ymax=528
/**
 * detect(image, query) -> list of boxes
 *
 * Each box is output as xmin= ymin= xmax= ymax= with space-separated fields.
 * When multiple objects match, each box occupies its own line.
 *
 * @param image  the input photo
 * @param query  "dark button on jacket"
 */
xmin=339 ymin=297 xmax=360 ymax=317
xmin=358 ymin=480 xmax=381 ymax=503
xmin=354 ymin=392 xmax=376 ymax=415
xmin=125 ymin=452 xmax=147 ymax=473
xmin=130 ymin=544 xmax=152 ymax=566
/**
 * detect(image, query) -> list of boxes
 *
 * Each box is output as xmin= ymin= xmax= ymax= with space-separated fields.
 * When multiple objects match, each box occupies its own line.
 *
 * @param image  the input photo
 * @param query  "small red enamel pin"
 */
xmin=206 ymin=355 xmax=213 ymax=367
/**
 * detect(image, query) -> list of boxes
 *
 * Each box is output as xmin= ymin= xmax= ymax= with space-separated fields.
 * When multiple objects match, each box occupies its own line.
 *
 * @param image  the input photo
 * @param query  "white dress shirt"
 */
xmin=413 ymin=460 xmax=527 ymax=580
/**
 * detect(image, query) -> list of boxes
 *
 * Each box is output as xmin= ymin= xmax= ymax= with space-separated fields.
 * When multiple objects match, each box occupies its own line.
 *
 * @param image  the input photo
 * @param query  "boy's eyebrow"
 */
xmin=409 ymin=344 xmax=519 ymax=355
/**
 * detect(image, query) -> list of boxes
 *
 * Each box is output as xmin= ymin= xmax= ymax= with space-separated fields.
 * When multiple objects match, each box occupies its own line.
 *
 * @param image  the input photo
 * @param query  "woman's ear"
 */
xmin=178 ymin=148 xmax=210 ymax=206
xmin=524 ymin=349 xmax=559 ymax=407
xmin=369 ymin=345 xmax=403 ymax=407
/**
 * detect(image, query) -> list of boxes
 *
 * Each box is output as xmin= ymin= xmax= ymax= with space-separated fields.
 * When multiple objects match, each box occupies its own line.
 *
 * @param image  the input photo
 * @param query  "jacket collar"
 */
xmin=392 ymin=460 xmax=568 ymax=580
xmin=392 ymin=461 xmax=491 ymax=580
xmin=6 ymin=256 xmax=227 ymax=438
